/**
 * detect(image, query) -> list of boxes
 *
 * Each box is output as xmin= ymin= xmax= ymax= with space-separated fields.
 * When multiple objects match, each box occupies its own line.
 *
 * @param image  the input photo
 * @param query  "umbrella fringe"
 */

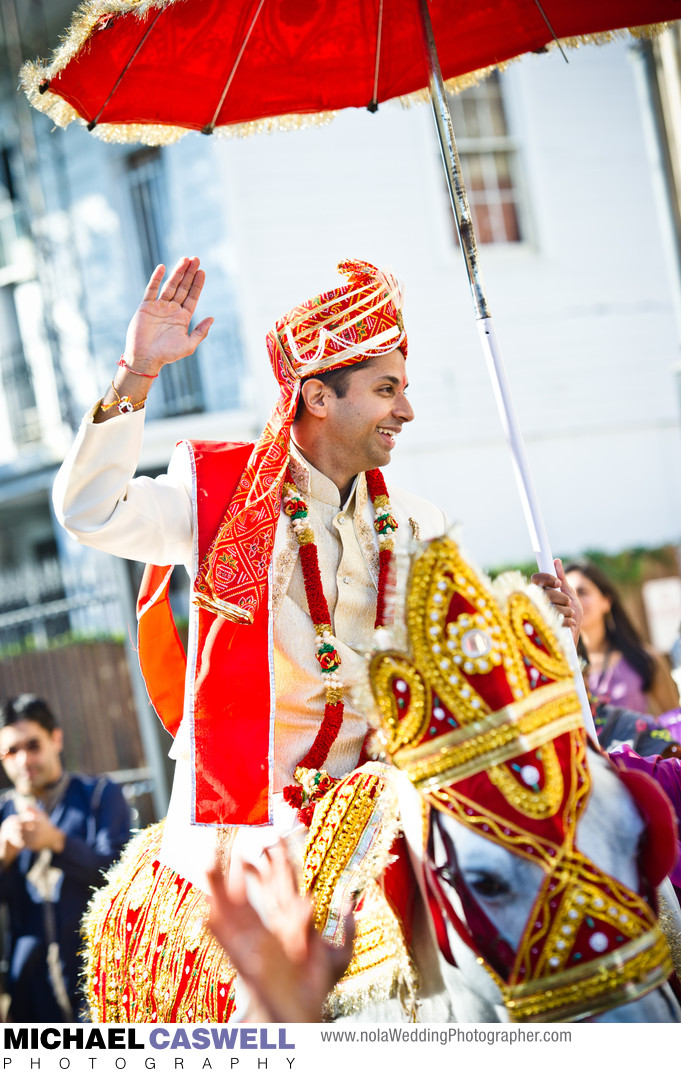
xmin=21 ymin=71 xmax=340 ymax=146
xmin=29 ymin=0 xmax=176 ymax=83
xmin=400 ymin=22 xmax=674 ymax=108
xmin=398 ymin=63 xmax=510 ymax=108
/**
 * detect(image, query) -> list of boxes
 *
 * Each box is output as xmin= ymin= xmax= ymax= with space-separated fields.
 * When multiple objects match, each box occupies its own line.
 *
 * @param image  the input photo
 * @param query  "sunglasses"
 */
xmin=0 ymin=738 xmax=43 ymax=761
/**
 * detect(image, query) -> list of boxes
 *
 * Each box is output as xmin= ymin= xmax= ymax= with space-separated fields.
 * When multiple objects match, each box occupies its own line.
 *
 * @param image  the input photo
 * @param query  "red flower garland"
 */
xmin=281 ymin=465 xmax=397 ymax=823
xmin=366 ymin=467 xmax=398 ymax=629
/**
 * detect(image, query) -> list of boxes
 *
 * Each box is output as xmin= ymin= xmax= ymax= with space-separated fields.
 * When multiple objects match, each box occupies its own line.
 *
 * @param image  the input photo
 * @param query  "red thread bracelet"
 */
xmin=116 ymin=357 xmax=158 ymax=379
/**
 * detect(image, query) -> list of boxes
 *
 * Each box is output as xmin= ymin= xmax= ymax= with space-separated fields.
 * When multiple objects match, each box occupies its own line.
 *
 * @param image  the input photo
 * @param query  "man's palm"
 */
xmin=124 ymin=258 xmax=213 ymax=369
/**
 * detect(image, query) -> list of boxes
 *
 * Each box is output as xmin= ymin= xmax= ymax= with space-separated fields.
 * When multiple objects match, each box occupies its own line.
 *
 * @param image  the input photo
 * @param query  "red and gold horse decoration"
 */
xmin=370 ymin=536 xmax=674 ymax=1022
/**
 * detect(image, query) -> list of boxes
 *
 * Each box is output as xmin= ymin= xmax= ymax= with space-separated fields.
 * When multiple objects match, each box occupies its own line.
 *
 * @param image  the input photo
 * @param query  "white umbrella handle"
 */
xmin=417 ymin=0 xmax=597 ymax=741
xmin=477 ymin=317 xmax=554 ymax=575
xmin=478 ymin=319 xmax=597 ymax=740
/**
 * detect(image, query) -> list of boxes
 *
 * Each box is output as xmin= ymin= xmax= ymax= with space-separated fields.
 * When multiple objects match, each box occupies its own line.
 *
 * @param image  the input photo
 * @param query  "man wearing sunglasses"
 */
xmin=0 ymin=695 xmax=131 ymax=1022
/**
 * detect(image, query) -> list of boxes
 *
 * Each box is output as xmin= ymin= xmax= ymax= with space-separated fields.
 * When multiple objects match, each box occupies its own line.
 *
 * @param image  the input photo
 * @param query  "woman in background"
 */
xmin=565 ymin=558 xmax=679 ymax=716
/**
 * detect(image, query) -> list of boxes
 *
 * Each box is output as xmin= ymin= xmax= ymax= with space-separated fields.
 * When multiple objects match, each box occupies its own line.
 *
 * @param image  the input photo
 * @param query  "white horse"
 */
xmin=390 ymin=751 xmax=681 ymax=1023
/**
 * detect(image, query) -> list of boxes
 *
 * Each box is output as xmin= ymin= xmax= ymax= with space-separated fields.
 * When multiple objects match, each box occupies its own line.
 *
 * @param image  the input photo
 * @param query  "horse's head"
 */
xmin=370 ymin=536 xmax=677 ymax=1022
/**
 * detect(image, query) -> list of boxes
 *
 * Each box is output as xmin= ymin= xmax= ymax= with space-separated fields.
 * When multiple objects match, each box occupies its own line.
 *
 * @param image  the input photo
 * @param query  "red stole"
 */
xmin=137 ymin=440 xmax=274 ymax=825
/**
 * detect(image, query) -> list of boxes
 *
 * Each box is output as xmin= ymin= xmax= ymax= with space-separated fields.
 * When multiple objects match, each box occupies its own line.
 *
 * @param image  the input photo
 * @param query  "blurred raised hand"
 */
xmin=207 ymin=841 xmax=354 ymax=1023
xmin=532 ymin=557 xmax=583 ymax=644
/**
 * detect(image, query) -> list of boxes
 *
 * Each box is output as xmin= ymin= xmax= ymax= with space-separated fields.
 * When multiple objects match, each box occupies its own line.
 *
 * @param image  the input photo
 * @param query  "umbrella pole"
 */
xmin=417 ymin=0 xmax=597 ymax=740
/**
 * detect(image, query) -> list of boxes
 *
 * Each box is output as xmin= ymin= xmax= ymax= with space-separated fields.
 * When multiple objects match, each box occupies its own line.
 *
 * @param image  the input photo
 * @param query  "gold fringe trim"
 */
xmin=20 ymin=6 xmax=675 ymax=147
xmin=25 ymin=0 xmax=176 ymax=85
xmin=304 ymin=763 xmax=419 ymax=1020
xmin=322 ymin=881 xmax=419 ymax=1022
xmin=81 ymin=822 xmax=236 ymax=1023
xmin=397 ymin=63 xmax=511 ymax=107
xmin=417 ymin=24 xmax=677 ymax=103
xmin=77 ymin=111 xmax=338 ymax=146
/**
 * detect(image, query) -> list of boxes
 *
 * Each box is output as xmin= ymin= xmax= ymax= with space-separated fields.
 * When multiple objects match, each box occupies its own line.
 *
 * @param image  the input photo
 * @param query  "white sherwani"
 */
xmin=53 ymin=406 xmax=447 ymax=890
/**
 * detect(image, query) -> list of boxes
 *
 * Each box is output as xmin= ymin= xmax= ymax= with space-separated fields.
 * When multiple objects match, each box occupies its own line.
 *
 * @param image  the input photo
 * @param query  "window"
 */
xmin=1 ymin=343 xmax=39 ymax=444
xmin=0 ymin=285 xmax=39 ymax=445
xmin=127 ymin=148 xmax=168 ymax=279
xmin=447 ymin=73 xmax=523 ymax=245
xmin=0 ymin=143 xmax=29 ymax=271
xmin=0 ymin=146 xmax=18 ymax=202
xmin=126 ymin=149 xmax=204 ymax=415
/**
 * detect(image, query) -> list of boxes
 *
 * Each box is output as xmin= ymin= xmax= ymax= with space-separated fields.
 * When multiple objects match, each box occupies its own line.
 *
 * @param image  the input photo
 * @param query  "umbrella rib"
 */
xmin=87 ymin=10 xmax=165 ymax=130
xmin=532 ymin=0 xmax=569 ymax=63
xmin=368 ymin=0 xmax=385 ymax=112
xmin=203 ymin=0 xmax=267 ymax=134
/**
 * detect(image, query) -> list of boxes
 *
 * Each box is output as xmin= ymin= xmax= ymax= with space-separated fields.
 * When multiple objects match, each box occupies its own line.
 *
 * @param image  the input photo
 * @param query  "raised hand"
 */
xmin=123 ymin=256 xmax=214 ymax=375
xmin=94 ymin=256 xmax=214 ymax=422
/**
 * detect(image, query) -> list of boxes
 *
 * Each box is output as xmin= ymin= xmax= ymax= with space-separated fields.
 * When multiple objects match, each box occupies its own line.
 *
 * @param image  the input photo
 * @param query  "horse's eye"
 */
xmin=465 ymin=873 xmax=511 ymax=899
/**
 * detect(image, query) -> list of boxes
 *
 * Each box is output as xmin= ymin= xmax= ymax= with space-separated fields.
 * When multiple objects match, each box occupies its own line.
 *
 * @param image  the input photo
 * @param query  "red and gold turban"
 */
xmin=194 ymin=259 xmax=407 ymax=624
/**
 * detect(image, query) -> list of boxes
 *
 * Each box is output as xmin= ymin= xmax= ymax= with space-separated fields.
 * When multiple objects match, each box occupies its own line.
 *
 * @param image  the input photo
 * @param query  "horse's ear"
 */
xmin=369 ymin=650 xmax=431 ymax=755
xmin=615 ymin=767 xmax=678 ymax=889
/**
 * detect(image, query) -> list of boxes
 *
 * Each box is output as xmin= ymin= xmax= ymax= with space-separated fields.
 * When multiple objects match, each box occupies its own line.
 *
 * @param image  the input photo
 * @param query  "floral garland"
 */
xmin=281 ymin=465 xmax=398 ymax=825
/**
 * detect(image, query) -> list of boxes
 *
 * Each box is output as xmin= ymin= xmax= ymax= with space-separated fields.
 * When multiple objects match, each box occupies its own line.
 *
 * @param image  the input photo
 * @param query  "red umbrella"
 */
xmin=20 ymin=1 xmax=681 ymax=144
xmin=21 ymin=0 xmax=681 ymax=739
